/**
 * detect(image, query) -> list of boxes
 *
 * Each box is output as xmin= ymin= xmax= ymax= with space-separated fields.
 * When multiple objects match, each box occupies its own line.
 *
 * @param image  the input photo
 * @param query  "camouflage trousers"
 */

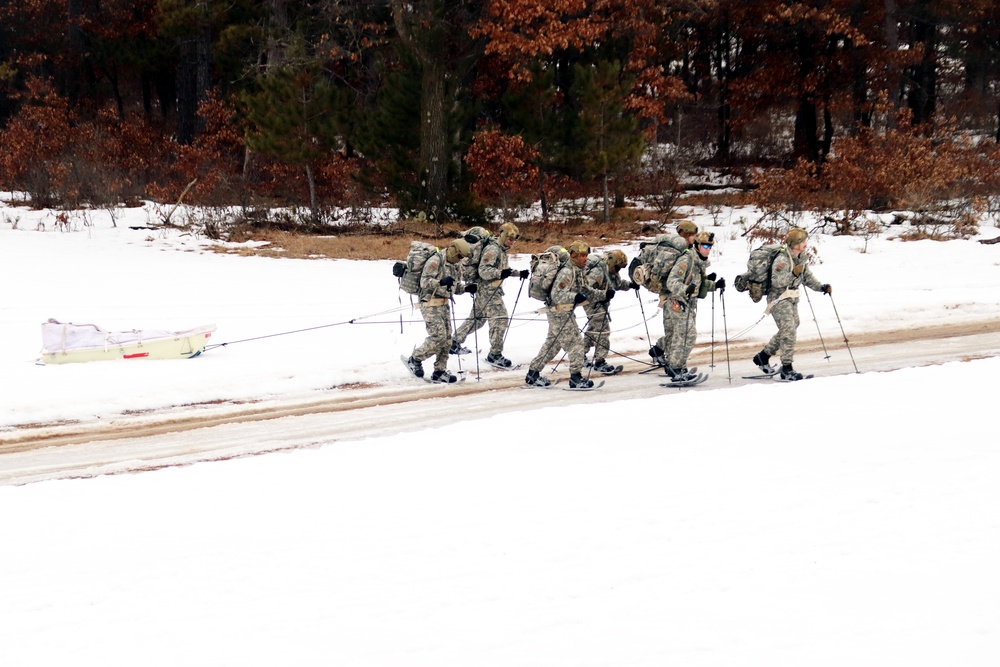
xmin=412 ymin=302 xmax=453 ymax=372
xmin=657 ymin=298 xmax=698 ymax=369
xmin=763 ymin=298 xmax=800 ymax=365
xmin=454 ymin=285 xmax=509 ymax=355
xmin=529 ymin=309 xmax=585 ymax=374
xmin=582 ymin=302 xmax=612 ymax=362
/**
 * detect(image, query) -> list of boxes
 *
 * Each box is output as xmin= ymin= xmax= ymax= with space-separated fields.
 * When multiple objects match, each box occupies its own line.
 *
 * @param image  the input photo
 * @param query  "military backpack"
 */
xmin=734 ymin=244 xmax=782 ymax=302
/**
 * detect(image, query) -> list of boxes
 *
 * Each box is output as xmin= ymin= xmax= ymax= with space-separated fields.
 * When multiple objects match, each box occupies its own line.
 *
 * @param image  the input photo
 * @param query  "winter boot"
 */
xmin=450 ymin=340 xmax=471 ymax=355
xmin=405 ymin=355 xmax=424 ymax=378
xmin=430 ymin=369 xmax=458 ymax=384
xmin=648 ymin=344 xmax=666 ymax=367
xmin=525 ymin=369 xmax=551 ymax=387
xmin=753 ymin=350 xmax=774 ymax=374
xmin=592 ymin=359 xmax=618 ymax=375
xmin=664 ymin=366 xmax=693 ymax=383
xmin=486 ymin=352 xmax=512 ymax=368
xmin=569 ymin=372 xmax=594 ymax=389
xmin=780 ymin=363 xmax=803 ymax=381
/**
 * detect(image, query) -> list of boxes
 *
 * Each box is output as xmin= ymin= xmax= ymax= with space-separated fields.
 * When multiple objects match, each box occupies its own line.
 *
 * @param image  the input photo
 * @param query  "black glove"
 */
xmin=715 ymin=277 xmax=726 ymax=291
xmin=821 ymin=284 xmax=832 ymax=295
xmin=630 ymin=281 xmax=640 ymax=291
xmin=685 ymin=283 xmax=696 ymax=296
xmin=500 ymin=268 xmax=513 ymax=280
xmin=519 ymin=269 xmax=529 ymax=280
xmin=392 ymin=261 xmax=406 ymax=278
xmin=605 ymin=288 xmax=615 ymax=301
xmin=707 ymin=272 xmax=716 ymax=282
xmin=440 ymin=276 xmax=454 ymax=288
xmin=466 ymin=283 xmax=478 ymax=294
xmin=573 ymin=293 xmax=587 ymax=305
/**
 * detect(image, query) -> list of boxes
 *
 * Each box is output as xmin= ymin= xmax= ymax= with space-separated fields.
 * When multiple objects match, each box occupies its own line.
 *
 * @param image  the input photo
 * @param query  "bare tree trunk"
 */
xmin=419 ymin=57 xmax=448 ymax=222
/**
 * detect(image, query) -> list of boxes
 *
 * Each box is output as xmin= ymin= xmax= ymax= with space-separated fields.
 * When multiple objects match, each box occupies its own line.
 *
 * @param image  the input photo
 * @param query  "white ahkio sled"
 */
xmin=39 ymin=318 xmax=216 ymax=364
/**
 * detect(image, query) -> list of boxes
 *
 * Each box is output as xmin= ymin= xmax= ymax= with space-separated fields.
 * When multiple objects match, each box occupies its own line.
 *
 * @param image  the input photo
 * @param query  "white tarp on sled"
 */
xmin=40 ymin=319 xmax=216 ymax=364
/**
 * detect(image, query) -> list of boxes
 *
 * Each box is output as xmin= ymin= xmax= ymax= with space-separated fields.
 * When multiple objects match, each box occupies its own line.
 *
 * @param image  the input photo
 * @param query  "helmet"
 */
xmin=446 ymin=237 xmax=471 ymax=263
xmin=464 ymin=226 xmax=492 ymax=245
xmin=498 ymin=222 xmax=520 ymax=247
xmin=567 ymin=240 xmax=590 ymax=256
xmin=676 ymin=220 xmax=698 ymax=236
xmin=694 ymin=231 xmax=715 ymax=245
xmin=785 ymin=227 xmax=808 ymax=246
xmin=606 ymin=249 xmax=627 ymax=271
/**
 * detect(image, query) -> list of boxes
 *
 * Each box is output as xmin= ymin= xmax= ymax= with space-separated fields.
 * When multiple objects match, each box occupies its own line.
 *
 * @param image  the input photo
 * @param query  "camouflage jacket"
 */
xmin=583 ymin=254 xmax=628 ymax=303
xmin=419 ymin=251 xmax=470 ymax=301
xmin=471 ymin=239 xmax=509 ymax=286
xmin=548 ymin=261 xmax=587 ymax=308
xmin=768 ymin=246 xmax=822 ymax=302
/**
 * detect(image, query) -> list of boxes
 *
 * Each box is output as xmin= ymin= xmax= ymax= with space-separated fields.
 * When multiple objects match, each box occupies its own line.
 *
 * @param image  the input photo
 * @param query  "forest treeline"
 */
xmin=3 ymin=0 xmax=1000 ymax=232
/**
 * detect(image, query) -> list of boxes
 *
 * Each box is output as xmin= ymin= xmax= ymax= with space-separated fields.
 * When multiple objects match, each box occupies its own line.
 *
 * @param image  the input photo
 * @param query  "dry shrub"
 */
xmin=465 ymin=128 xmax=539 ymax=221
xmin=750 ymin=106 xmax=988 ymax=240
xmin=148 ymin=92 xmax=249 ymax=206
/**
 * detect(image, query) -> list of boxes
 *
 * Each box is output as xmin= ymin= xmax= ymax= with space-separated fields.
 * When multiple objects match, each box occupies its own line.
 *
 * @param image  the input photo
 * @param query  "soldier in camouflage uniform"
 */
xmin=660 ymin=231 xmax=726 ymax=382
xmin=751 ymin=227 xmax=832 ymax=381
xmin=649 ymin=220 xmax=698 ymax=367
xmin=581 ymin=249 xmax=631 ymax=374
xmin=452 ymin=222 xmax=527 ymax=367
xmin=525 ymin=240 xmax=594 ymax=389
xmin=405 ymin=238 xmax=477 ymax=383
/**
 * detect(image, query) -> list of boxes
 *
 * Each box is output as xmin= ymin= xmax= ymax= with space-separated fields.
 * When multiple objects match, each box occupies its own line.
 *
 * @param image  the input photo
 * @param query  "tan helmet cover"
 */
xmin=446 ymin=237 xmax=472 ymax=263
xmin=607 ymin=249 xmax=627 ymax=271
xmin=785 ymin=227 xmax=808 ymax=246
xmin=567 ymin=240 xmax=590 ymax=256
xmin=498 ymin=222 xmax=520 ymax=247
xmin=676 ymin=220 xmax=698 ymax=235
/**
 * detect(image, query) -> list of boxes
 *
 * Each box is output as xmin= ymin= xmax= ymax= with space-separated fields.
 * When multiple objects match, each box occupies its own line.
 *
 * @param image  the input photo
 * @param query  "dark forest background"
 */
xmin=3 ymin=0 xmax=1000 ymax=234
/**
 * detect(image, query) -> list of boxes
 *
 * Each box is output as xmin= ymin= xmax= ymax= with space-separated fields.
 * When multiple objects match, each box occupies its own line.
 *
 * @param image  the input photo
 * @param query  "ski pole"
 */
xmin=710 ymin=290 xmax=716 ymax=369
xmin=634 ymin=286 xmax=652 ymax=348
xmin=827 ymin=292 xmax=859 ymax=373
xmin=720 ymin=287 xmax=732 ymax=383
xmin=502 ymin=275 xmax=525 ymax=349
xmin=802 ymin=287 xmax=831 ymax=360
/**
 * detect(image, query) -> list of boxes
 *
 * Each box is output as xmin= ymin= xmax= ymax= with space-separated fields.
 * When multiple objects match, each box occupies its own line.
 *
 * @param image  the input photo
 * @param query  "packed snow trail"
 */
xmin=2 ymin=319 xmax=999 ymax=485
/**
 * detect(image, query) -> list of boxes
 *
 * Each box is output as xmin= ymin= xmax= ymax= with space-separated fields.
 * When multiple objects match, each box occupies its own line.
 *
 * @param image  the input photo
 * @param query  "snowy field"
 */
xmin=2 ymin=198 xmax=1000 ymax=665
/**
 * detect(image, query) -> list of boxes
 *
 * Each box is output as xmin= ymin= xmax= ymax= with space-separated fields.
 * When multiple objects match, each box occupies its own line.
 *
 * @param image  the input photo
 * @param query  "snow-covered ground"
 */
xmin=2 ymin=199 xmax=1000 ymax=665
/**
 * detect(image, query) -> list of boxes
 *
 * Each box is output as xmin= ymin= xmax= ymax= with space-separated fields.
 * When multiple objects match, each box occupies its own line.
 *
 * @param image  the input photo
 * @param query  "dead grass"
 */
xmin=211 ymin=207 xmax=676 ymax=260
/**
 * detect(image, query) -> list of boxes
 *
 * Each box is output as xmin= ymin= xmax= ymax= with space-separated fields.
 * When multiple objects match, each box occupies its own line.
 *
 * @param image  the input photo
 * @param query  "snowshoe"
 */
xmin=664 ymin=367 xmax=696 ymax=383
xmin=402 ymin=355 xmax=424 ymax=378
xmin=430 ymin=369 xmax=459 ymax=384
xmin=779 ymin=364 xmax=804 ymax=381
xmin=525 ymin=369 xmax=551 ymax=387
xmin=569 ymin=373 xmax=594 ymax=389
xmin=753 ymin=351 xmax=777 ymax=375
xmin=486 ymin=352 xmax=512 ymax=368
xmin=592 ymin=360 xmax=622 ymax=376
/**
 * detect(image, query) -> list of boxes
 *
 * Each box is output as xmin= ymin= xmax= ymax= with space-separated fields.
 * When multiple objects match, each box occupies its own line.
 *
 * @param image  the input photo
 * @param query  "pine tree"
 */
xmin=569 ymin=61 xmax=645 ymax=223
xmin=242 ymin=38 xmax=343 ymax=220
